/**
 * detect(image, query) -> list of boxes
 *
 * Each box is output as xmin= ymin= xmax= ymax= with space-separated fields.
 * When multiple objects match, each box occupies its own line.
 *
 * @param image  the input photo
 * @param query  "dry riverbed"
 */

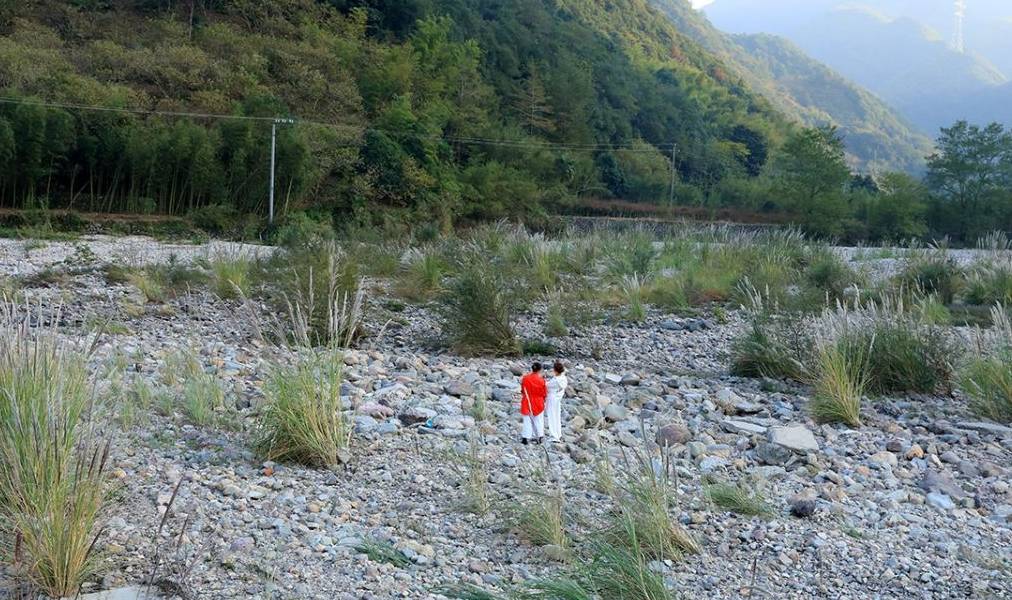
xmin=0 ymin=235 xmax=1010 ymax=600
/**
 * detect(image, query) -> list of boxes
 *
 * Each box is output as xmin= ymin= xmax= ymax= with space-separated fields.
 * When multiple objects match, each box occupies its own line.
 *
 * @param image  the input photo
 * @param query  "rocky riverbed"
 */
xmin=1 ymin=235 xmax=1010 ymax=600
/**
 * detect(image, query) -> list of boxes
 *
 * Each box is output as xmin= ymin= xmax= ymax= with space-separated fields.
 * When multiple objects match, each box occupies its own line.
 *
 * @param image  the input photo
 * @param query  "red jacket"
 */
xmin=520 ymin=373 xmax=547 ymax=416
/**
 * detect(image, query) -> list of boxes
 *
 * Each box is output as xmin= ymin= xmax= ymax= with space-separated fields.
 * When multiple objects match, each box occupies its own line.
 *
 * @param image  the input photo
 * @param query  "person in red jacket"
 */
xmin=520 ymin=362 xmax=548 ymax=444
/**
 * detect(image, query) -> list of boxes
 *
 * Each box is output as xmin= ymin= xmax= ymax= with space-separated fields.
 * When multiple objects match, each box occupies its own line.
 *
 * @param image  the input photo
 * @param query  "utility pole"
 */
xmin=269 ymin=118 xmax=295 ymax=224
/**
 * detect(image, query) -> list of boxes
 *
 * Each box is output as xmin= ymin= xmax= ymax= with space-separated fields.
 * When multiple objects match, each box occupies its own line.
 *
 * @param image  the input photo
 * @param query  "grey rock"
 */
xmin=604 ymin=405 xmax=628 ymax=422
xmin=919 ymin=470 xmax=968 ymax=499
xmin=789 ymin=494 xmax=816 ymax=518
xmin=78 ymin=587 xmax=161 ymax=600
xmin=956 ymin=421 xmax=1012 ymax=438
xmin=926 ymin=492 xmax=955 ymax=511
xmin=444 ymin=381 xmax=474 ymax=397
xmin=755 ymin=442 xmax=792 ymax=466
xmin=722 ymin=419 xmax=767 ymax=436
xmin=768 ymin=425 xmax=819 ymax=453
xmin=620 ymin=373 xmax=641 ymax=386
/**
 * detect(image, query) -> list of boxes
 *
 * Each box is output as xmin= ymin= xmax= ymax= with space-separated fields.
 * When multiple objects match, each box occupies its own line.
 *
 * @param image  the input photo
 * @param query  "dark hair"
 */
xmin=532 ymin=362 xmax=542 ymax=372
xmin=553 ymin=361 xmax=565 ymax=374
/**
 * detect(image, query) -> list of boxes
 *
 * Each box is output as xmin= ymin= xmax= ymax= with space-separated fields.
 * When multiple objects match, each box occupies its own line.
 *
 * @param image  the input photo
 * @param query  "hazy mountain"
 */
xmin=652 ymin=0 xmax=932 ymax=172
xmin=704 ymin=0 xmax=1012 ymax=133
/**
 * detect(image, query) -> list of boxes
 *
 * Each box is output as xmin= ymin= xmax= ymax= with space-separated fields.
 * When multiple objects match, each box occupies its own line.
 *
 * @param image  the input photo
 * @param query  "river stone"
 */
xmin=79 ymin=587 xmax=161 ymax=600
xmin=604 ymin=405 xmax=628 ymax=422
xmin=768 ymin=425 xmax=819 ymax=453
xmin=722 ymin=419 xmax=767 ymax=435
xmin=656 ymin=423 xmax=692 ymax=447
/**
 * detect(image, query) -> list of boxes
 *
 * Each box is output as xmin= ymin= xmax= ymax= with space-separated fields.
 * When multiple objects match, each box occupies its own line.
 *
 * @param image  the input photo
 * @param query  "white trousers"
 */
xmin=521 ymin=413 xmax=544 ymax=439
xmin=545 ymin=395 xmax=562 ymax=441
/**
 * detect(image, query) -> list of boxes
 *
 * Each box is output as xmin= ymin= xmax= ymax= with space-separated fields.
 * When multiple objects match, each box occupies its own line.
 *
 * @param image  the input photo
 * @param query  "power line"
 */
xmin=0 ymin=96 xmax=672 ymax=153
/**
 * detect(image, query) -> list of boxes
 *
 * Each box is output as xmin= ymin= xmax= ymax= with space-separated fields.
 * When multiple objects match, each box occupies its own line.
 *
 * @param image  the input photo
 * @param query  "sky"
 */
xmin=692 ymin=0 xmax=714 ymax=7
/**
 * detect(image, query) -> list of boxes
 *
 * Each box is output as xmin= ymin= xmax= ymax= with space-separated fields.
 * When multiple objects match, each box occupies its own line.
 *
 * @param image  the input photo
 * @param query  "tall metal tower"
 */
xmin=953 ymin=0 xmax=966 ymax=54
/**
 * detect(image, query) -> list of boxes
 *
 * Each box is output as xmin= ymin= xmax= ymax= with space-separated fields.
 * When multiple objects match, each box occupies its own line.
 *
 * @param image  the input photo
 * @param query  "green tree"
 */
xmin=862 ymin=172 xmax=927 ymax=242
xmin=927 ymin=121 xmax=1012 ymax=213
xmin=768 ymin=126 xmax=852 ymax=237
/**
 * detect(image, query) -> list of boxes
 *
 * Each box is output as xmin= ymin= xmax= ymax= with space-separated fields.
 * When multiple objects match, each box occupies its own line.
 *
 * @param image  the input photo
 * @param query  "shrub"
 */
xmin=254 ymin=351 xmax=350 ymax=467
xmin=439 ymin=263 xmax=521 ymax=357
xmin=0 ymin=307 xmax=109 ymax=598
xmin=190 ymin=203 xmax=240 ymax=237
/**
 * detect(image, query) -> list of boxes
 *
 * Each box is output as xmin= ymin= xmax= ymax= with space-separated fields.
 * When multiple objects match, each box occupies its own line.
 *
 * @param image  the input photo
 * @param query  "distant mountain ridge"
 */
xmin=703 ymin=0 xmax=1012 ymax=133
xmin=651 ymin=0 xmax=932 ymax=173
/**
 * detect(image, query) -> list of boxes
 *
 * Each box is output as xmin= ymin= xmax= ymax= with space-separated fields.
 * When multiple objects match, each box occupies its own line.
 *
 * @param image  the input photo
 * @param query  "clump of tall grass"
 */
xmin=395 ymin=247 xmax=447 ymax=302
xmin=817 ymin=297 xmax=957 ymax=395
xmin=247 ymin=242 xmax=365 ymax=349
xmin=808 ymin=331 xmax=868 ymax=427
xmin=897 ymin=250 xmax=964 ymax=304
xmin=960 ymin=305 xmax=1012 ymax=423
xmin=438 ymin=260 xmax=521 ymax=357
xmin=0 ymin=303 xmax=110 ymax=598
xmin=460 ymin=434 xmax=491 ymax=515
xmin=704 ymin=479 xmax=775 ymax=517
xmin=158 ymin=348 xmax=230 ymax=427
xmin=620 ymin=274 xmax=647 ymax=323
xmin=512 ymin=486 xmax=568 ymax=551
xmin=508 ymin=232 xmax=563 ymax=292
xmin=208 ymin=252 xmax=253 ymax=300
xmin=602 ymin=230 xmax=656 ymax=281
xmin=964 ymin=265 xmax=1012 ymax=307
xmin=544 ymin=290 xmax=569 ymax=338
xmin=254 ymin=350 xmax=350 ymax=467
xmin=730 ymin=286 xmax=811 ymax=380
xmin=609 ymin=446 xmax=698 ymax=562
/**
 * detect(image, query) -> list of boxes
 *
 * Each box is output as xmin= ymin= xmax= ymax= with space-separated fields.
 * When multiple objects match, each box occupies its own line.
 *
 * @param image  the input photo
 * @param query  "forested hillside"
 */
xmin=651 ymin=0 xmax=931 ymax=173
xmin=0 ymin=0 xmax=791 ymax=228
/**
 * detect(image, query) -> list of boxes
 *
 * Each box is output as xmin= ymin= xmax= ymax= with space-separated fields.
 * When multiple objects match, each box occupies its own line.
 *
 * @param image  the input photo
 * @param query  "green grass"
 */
xmin=356 ymin=538 xmax=412 ymax=568
xmin=438 ymin=261 xmax=521 ymax=357
xmin=704 ymin=481 xmax=775 ymax=517
xmin=0 ymin=313 xmax=109 ymax=598
xmin=809 ymin=339 xmax=867 ymax=427
xmin=209 ymin=255 xmax=253 ymax=299
xmin=609 ymin=451 xmax=699 ymax=562
xmin=621 ymin=274 xmax=647 ymax=323
xmin=964 ymin=265 xmax=1012 ymax=306
xmin=254 ymin=351 xmax=350 ymax=467
xmin=512 ymin=487 xmax=569 ymax=551
xmin=960 ymin=351 xmax=1012 ymax=423
xmin=396 ymin=248 xmax=447 ymax=302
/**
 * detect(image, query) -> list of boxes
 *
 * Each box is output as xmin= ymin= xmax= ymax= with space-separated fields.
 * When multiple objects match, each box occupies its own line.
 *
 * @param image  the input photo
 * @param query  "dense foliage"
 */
xmin=0 ymin=1 xmax=1008 ymax=243
xmin=0 ymin=0 xmax=785 ymax=229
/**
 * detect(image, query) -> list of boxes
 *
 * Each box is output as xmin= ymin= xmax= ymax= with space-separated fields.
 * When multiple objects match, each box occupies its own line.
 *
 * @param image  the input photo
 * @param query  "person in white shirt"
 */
xmin=545 ymin=361 xmax=568 ymax=443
